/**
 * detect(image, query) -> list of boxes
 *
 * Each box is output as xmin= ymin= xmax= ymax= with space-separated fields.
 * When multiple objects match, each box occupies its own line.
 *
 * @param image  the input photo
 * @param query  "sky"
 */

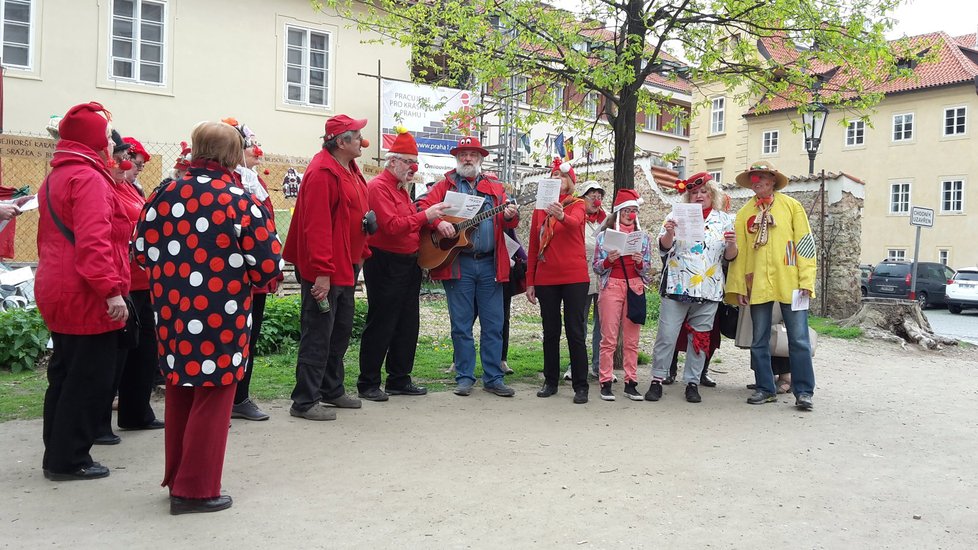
xmin=888 ymin=0 xmax=978 ymax=39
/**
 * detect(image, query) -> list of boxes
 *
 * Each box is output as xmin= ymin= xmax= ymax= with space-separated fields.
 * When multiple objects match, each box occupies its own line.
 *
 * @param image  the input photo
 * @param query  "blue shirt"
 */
xmin=456 ymin=174 xmax=495 ymax=255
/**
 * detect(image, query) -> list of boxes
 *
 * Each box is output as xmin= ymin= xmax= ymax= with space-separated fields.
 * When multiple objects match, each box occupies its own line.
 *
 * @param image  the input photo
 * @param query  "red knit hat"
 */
xmin=59 ymin=102 xmax=112 ymax=152
xmin=612 ymin=188 xmax=643 ymax=213
xmin=122 ymin=137 xmax=151 ymax=162
xmin=388 ymin=128 xmax=418 ymax=156
xmin=550 ymin=157 xmax=576 ymax=184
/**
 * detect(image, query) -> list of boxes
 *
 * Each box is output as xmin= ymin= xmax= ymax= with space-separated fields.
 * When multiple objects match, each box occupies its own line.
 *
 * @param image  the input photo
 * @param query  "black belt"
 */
xmin=462 ymin=251 xmax=494 ymax=260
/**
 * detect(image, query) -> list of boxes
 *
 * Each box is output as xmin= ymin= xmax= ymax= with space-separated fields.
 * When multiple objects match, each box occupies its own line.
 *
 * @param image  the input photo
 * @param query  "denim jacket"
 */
xmin=592 ymin=229 xmax=654 ymax=290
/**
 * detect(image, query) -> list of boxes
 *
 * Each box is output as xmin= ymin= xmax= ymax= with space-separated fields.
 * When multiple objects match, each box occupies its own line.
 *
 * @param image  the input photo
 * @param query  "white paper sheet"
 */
xmin=15 ymin=196 xmax=38 ymax=212
xmin=442 ymin=190 xmax=485 ymax=219
xmin=503 ymin=232 xmax=521 ymax=259
xmin=791 ymin=289 xmax=810 ymax=311
xmin=672 ymin=203 xmax=705 ymax=242
xmin=603 ymin=229 xmax=645 ymax=254
xmin=622 ymin=231 xmax=646 ymax=254
xmin=535 ymin=178 xmax=561 ymax=210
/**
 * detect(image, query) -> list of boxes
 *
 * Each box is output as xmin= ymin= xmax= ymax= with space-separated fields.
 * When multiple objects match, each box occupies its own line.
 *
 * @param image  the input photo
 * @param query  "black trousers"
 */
xmin=290 ymin=267 xmax=356 ymax=411
xmin=536 ymin=282 xmax=590 ymax=391
xmin=43 ymin=331 xmax=119 ymax=473
xmin=235 ymin=292 xmax=267 ymax=404
xmin=357 ymin=248 xmax=422 ymax=392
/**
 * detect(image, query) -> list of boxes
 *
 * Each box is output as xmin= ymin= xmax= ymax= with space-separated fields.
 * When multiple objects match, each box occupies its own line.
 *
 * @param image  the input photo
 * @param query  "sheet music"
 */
xmin=602 ymin=229 xmax=625 ymax=252
xmin=535 ymin=178 xmax=561 ymax=210
xmin=442 ymin=191 xmax=485 ymax=219
xmin=673 ymin=203 xmax=705 ymax=242
xmin=791 ymin=289 xmax=810 ymax=311
xmin=622 ymin=231 xmax=645 ymax=254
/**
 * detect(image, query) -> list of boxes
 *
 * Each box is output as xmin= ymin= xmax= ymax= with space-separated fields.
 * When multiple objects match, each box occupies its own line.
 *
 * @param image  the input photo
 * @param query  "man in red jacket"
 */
xmin=416 ymin=137 xmax=519 ymax=397
xmin=283 ymin=115 xmax=371 ymax=421
xmin=357 ymin=130 xmax=447 ymax=401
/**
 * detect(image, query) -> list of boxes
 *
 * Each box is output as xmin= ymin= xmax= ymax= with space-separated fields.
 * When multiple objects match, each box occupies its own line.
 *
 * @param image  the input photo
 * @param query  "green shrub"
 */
xmin=0 ymin=308 xmax=49 ymax=372
xmin=255 ymin=294 xmax=370 ymax=356
xmin=647 ymin=291 xmax=661 ymax=322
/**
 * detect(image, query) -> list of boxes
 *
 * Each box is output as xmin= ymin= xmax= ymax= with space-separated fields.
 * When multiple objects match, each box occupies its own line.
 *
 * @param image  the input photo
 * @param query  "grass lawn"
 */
xmin=0 ymin=368 xmax=47 ymax=422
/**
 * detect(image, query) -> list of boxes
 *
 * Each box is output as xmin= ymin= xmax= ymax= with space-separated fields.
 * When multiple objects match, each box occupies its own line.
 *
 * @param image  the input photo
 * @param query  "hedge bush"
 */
xmin=0 ymin=308 xmax=49 ymax=372
xmin=255 ymin=294 xmax=368 ymax=356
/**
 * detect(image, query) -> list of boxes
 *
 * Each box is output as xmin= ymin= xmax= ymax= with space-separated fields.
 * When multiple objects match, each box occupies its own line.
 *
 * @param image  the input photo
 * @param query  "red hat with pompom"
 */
xmin=388 ymin=126 xmax=418 ymax=156
xmin=550 ymin=157 xmax=576 ymax=184
xmin=613 ymin=188 xmax=643 ymax=213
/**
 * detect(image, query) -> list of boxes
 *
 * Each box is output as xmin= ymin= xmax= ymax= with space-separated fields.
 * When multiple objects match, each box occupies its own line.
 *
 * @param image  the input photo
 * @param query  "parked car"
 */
xmin=859 ymin=264 xmax=873 ymax=297
xmin=946 ymin=267 xmax=978 ymax=314
xmin=866 ymin=260 xmax=955 ymax=308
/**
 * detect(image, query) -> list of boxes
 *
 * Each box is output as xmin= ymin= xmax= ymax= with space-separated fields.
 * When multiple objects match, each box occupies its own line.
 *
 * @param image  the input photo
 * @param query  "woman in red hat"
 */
xmin=36 ymin=102 xmax=132 ymax=481
xmin=526 ymin=158 xmax=591 ymax=403
xmin=592 ymin=188 xmax=653 ymax=401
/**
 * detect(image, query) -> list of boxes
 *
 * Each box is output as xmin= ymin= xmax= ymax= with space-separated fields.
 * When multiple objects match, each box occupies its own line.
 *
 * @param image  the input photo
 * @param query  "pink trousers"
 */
xmin=597 ymin=277 xmax=643 ymax=384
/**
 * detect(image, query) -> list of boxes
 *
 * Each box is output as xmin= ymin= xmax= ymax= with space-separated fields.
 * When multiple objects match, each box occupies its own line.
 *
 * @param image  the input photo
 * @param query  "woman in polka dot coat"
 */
xmin=133 ymin=121 xmax=282 ymax=515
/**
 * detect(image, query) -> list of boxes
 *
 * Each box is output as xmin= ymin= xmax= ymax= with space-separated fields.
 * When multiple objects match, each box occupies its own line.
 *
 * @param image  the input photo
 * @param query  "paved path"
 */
xmin=926 ymin=307 xmax=978 ymax=345
xmin=2 ymin=337 xmax=977 ymax=549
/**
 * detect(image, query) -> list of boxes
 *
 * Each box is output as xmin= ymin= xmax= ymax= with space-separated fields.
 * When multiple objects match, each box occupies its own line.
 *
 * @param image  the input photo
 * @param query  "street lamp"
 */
xmin=802 ymin=100 xmax=828 ymax=175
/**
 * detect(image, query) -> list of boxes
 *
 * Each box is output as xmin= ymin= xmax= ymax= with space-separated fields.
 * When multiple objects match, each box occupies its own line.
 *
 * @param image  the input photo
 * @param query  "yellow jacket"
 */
xmin=725 ymin=192 xmax=817 ymax=304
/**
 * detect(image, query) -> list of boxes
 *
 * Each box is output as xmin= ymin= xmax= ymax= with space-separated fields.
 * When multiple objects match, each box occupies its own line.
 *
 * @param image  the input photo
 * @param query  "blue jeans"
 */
xmin=443 ymin=255 xmax=505 ymax=387
xmin=749 ymin=302 xmax=816 ymax=396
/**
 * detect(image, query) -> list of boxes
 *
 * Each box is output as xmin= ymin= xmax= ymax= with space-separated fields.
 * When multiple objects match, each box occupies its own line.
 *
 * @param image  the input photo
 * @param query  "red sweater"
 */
xmin=282 ymin=150 xmax=369 ymax=286
xmin=366 ymin=169 xmax=428 ymax=254
xmin=526 ymin=195 xmax=589 ymax=286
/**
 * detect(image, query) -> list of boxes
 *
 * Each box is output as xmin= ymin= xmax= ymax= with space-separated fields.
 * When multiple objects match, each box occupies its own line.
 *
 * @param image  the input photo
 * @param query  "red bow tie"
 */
xmin=755 ymin=196 xmax=773 ymax=207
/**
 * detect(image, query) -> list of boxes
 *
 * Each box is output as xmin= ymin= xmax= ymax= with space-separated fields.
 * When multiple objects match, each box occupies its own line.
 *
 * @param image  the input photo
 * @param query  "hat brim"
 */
xmin=578 ymin=183 xmax=605 ymax=196
xmin=321 ymin=117 xmax=369 ymax=140
xmin=735 ymin=169 xmax=788 ymax=190
xmin=450 ymin=145 xmax=489 ymax=157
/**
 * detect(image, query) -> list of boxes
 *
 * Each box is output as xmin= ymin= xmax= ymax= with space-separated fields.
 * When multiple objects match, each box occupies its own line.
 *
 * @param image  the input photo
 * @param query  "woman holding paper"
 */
xmin=525 ymin=159 xmax=590 ymax=404
xmin=646 ymin=173 xmax=736 ymax=404
xmin=592 ymin=188 xmax=653 ymax=402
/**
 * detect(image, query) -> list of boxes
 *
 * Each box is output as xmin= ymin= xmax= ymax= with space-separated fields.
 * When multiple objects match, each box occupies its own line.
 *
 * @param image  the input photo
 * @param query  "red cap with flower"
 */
xmin=674 ymin=171 xmax=712 ymax=194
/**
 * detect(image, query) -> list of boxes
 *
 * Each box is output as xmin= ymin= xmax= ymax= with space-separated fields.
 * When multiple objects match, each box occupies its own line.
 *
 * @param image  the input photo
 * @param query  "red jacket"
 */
xmin=113 ymin=180 xmax=149 ymax=291
xmin=417 ymin=170 xmax=518 ymax=282
xmin=282 ymin=150 xmax=370 ymax=286
xmin=526 ymin=195 xmax=589 ymax=287
xmin=366 ymin=169 xmax=428 ymax=254
xmin=35 ymin=140 xmax=131 ymax=335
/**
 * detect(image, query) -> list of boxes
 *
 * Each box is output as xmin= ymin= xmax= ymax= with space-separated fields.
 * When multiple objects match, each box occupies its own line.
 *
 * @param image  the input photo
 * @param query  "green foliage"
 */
xmin=0 ymin=367 xmax=47 ymax=420
xmin=809 ymin=316 xmax=863 ymax=339
xmin=647 ymin=290 xmax=660 ymax=323
xmin=255 ymin=294 xmax=370 ymax=357
xmin=0 ymin=308 xmax=49 ymax=373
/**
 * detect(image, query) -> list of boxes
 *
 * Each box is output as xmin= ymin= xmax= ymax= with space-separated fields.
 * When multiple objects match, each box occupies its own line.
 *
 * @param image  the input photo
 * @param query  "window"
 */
xmin=941 ymin=179 xmax=964 ymax=213
xmin=892 ymin=113 xmax=914 ymax=141
xmin=285 ymin=26 xmax=330 ymax=107
xmin=944 ymin=106 xmax=966 ymax=136
xmin=584 ymin=92 xmax=599 ymax=116
xmin=512 ymin=75 xmax=528 ymax=103
xmin=1 ymin=0 xmax=32 ymax=69
xmin=846 ymin=120 xmax=865 ymax=146
xmin=644 ymin=112 xmax=658 ymax=132
xmin=110 ymin=0 xmax=166 ymax=85
xmin=671 ymin=115 xmax=686 ymax=136
xmin=762 ymin=130 xmax=779 ymax=154
xmin=710 ymin=96 xmax=725 ymax=135
xmin=552 ymin=84 xmax=564 ymax=110
xmin=938 ymin=249 xmax=950 ymax=266
xmin=889 ymin=182 xmax=910 ymax=214
xmin=886 ymin=249 xmax=906 ymax=261
xmin=708 ymin=170 xmax=722 ymax=185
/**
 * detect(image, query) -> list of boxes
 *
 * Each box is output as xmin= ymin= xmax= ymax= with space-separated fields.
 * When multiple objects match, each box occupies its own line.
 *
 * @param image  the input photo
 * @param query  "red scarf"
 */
xmin=755 ymin=196 xmax=773 ymax=208
xmin=538 ymin=195 xmax=583 ymax=259
xmin=702 ymin=207 xmax=713 ymax=219
xmin=586 ymin=209 xmax=606 ymax=224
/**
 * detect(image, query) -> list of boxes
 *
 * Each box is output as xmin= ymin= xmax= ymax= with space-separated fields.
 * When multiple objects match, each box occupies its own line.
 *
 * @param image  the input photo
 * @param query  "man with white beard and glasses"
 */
xmin=416 ymin=137 xmax=520 ymax=397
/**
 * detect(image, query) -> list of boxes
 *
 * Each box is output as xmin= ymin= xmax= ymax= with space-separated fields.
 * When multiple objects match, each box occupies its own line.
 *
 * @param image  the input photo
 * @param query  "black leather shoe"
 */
xmin=120 ymin=419 xmax=165 ymax=431
xmin=536 ymin=384 xmax=558 ymax=398
xmin=170 ymin=495 xmax=233 ymax=515
xmin=386 ymin=383 xmax=427 ymax=396
xmin=93 ymin=434 xmax=121 ymax=445
xmin=44 ymin=462 xmax=110 ymax=481
xmin=700 ymin=374 xmax=717 ymax=388
xmin=573 ymin=389 xmax=588 ymax=404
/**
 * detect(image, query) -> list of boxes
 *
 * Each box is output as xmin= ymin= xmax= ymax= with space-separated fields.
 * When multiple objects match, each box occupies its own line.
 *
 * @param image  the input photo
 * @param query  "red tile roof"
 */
xmin=749 ymin=32 xmax=978 ymax=114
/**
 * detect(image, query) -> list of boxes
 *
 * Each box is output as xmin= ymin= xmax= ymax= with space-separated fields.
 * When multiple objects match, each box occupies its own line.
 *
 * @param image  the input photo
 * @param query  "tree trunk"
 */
xmin=611 ymin=94 xmax=638 ymax=193
xmin=840 ymin=297 xmax=958 ymax=350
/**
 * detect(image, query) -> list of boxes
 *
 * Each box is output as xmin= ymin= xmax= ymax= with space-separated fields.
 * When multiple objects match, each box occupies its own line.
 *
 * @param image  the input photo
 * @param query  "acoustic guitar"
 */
xmin=418 ymin=193 xmax=535 ymax=270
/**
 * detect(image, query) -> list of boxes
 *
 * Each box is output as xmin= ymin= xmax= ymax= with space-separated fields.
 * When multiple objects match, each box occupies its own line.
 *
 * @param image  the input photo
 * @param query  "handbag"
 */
xmin=117 ymin=295 xmax=141 ymax=349
xmin=620 ymin=258 xmax=647 ymax=325
xmin=718 ymin=303 xmax=739 ymax=339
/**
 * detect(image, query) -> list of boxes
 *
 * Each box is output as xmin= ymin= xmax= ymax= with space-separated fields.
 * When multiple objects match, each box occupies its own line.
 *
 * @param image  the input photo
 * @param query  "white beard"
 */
xmin=456 ymin=161 xmax=480 ymax=179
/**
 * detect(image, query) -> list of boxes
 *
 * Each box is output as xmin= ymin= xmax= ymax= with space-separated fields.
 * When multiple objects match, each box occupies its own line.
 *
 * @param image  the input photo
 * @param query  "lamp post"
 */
xmin=803 ymin=100 xmax=829 ymax=315
xmin=802 ymin=100 xmax=828 ymax=175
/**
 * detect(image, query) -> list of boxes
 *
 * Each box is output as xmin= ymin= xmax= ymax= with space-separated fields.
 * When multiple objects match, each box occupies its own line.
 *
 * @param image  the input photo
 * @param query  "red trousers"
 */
xmin=162 ymin=383 xmax=236 ymax=499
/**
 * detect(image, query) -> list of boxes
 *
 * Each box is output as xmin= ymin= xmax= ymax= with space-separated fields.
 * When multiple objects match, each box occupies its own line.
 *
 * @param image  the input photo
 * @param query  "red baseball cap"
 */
xmin=323 ymin=114 xmax=367 ymax=141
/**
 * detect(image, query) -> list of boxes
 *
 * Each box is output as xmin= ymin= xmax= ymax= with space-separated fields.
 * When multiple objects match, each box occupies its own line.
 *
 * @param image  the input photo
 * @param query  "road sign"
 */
xmin=910 ymin=206 xmax=934 ymax=227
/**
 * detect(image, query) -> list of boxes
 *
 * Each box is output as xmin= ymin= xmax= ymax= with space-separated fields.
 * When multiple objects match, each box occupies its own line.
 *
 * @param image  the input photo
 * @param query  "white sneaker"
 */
xmin=563 ymin=368 xmax=572 ymax=381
